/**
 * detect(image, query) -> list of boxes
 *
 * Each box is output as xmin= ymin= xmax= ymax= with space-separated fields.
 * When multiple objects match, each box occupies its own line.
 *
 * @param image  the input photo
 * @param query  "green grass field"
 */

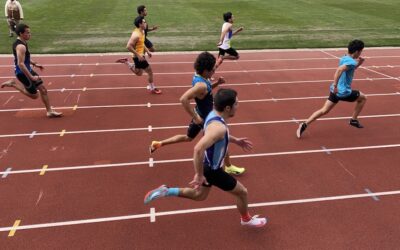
xmin=1 ymin=0 xmax=399 ymax=53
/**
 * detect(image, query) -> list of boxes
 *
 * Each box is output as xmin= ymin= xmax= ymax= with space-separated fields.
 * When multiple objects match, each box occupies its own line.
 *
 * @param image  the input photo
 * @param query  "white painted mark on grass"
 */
xmin=3 ymin=95 xmax=14 ymax=106
xmin=2 ymin=167 xmax=12 ymax=178
xmin=150 ymin=207 xmax=156 ymax=222
xmin=365 ymin=188 xmax=380 ymax=201
xmin=321 ymin=146 xmax=332 ymax=155
xmin=149 ymin=158 xmax=154 ymax=168
xmin=29 ymin=131 xmax=37 ymax=139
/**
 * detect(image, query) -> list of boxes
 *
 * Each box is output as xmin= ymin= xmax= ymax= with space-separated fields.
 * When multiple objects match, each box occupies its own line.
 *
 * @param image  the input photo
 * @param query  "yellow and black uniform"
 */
xmin=132 ymin=28 xmax=149 ymax=69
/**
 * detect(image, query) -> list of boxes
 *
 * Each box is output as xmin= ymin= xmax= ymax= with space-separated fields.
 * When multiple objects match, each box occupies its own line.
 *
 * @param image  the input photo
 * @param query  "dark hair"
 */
xmin=15 ymin=23 xmax=29 ymax=36
xmin=223 ymin=12 xmax=232 ymax=22
xmin=194 ymin=52 xmax=216 ymax=75
xmin=214 ymin=88 xmax=237 ymax=112
xmin=137 ymin=5 xmax=146 ymax=15
xmin=348 ymin=39 xmax=364 ymax=54
xmin=134 ymin=16 xmax=145 ymax=28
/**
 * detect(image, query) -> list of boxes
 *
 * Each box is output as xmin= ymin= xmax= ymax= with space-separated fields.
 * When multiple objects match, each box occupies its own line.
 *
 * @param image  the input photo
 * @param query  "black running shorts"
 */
xmin=16 ymin=70 xmax=43 ymax=95
xmin=203 ymin=166 xmax=237 ymax=191
xmin=328 ymin=90 xmax=360 ymax=104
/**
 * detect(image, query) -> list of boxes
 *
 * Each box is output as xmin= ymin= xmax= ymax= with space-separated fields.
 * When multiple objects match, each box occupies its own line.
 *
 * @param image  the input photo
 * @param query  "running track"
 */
xmin=0 ymin=48 xmax=399 ymax=249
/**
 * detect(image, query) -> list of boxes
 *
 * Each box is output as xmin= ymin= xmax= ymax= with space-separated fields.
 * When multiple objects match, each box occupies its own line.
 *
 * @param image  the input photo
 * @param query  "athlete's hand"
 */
xmin=217 ymin=41 xmax=222 ymax=46
xmin=358 ymin=57 xmax=365 ymax=66
xmin=333 ymin=85 xmax=338 ymax=94
xmin=147 ymin=52 xmax=152 ymax=58
xmin=215 ymin=77 xmax=225 ymax=86
xmin=35 ymin=64 xmax=44 ymax=71
xmin=235 ymin=137 xmax=253 ymax=151
xmin=189 ymin=173 xmax=208 ymax=190
xmin=152 ymin=26 xmax=158 ymax=31
xmin=237 ymin=27 xmax=244 ymax=32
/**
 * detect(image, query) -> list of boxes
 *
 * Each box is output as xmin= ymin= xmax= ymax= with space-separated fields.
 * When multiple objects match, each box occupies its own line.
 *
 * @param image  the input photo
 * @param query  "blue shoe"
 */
xmin=144 ymin=185 xmax=168 ymax=204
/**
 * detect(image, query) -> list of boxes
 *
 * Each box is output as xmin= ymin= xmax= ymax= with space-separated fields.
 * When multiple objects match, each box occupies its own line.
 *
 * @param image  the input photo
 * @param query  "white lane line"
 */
xmin=0 ymin=77 xmax=395 ymax=95
xmin=2 ymin=95 xmax=14 ymax=106
xmin=0 ymin=189 xmax=399 ymax=232
xmin=0 ymin=91 xmax=398 ymax=113
xmin=0 ymin=113 xmax=399 ymax=139
xmin=0 ymin=143 xmax=399 ymax=176
xmin=149 ymin=158 xmax=154 ymax=168
xmin=1 ymin=167 xmax=12 ymax=178
xmin=321 ymin=146 xmax=332 ymax=155
xmin=365 ymin=188 xmax=380 ymax=201
xmin=1 ymin=54 xmax=400 ymax=67
xmin=1 ymin=65 xmax=400 ymax=80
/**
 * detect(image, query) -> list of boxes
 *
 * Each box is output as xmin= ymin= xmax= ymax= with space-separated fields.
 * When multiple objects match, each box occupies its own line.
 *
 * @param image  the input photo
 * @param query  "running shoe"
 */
xmin=224 ymin=165 xmax=245 ymax=175
xmin=149 ymin=141 xmax=162 ymax=154
xmin=144 ymin=185 xmax=168 ymax=204
xmin=1 ymin=79 xmax=15 ymax=88
xmin=349 ymin=119 xmax=364 ymax=128
xmin=115 ymin=58 xmax=128 ymax=64
xmin=47 ymin=110 xmax=63 ymax=118
xmin=296 ymin=122 xmax=307 ymax=138
xmin=241 ymin=215 xmax=267 ymax=228
xmin=150 ymin=88 xmax=162 ymax=94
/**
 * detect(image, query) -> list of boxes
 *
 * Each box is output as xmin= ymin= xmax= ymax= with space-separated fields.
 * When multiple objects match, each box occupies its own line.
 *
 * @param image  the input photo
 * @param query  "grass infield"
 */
xmin=0 ymin=0 xmax=399 ymax=53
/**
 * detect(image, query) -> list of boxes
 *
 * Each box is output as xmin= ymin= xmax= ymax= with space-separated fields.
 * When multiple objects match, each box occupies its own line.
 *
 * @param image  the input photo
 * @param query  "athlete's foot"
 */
xmin=47 ymin=110 xmax=63 ymax=118
xmin=115 ymin=57 xmax=128 ymax=64
xmin=225 ymin=165 xmax=245 ymax=175
xmin=241 ymin=215 xmax=267 ymax=228
xmin=349 ymin=119 xmax=363 ymax=128
xmin=1 ymin=79 xmax=16 ymax=88
xmin=144 ymin=185 xmax=168 ymax=204
xmin=296 ymin=122 xmax=307 ymax=138
xmin=149 ymin=141 xmax=162 ymax=154
xmin=150 ymin=88 xmax=162 ymax=95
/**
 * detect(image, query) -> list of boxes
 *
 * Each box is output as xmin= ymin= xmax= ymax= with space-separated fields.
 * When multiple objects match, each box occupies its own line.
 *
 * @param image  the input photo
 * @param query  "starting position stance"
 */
xmin=1 ymin=23 xmax=62 ymax=118
xmin=144 ymin=88 xmax=267 ymax=228
xmin=215 ymin=12 xmax=243 ymax=68
xmin=297 ymin=39 xmax=367 ymax=138
xmin=149 ymin=52 xmax=246 ymax=175
xmin=116 ymin=16 xmax=161 ymax=94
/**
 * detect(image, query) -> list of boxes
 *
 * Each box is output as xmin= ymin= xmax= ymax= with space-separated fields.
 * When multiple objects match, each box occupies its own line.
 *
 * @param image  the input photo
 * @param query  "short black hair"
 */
xmin=194 ymin=52 xmax=216 ymax=75
xmin=348 ymin=39 xmax=364 ymax=54
xmin=137 ymin=5 xmax=146 ymax=15
xmin=214 ymin=88 xmax=237 ymax=112
xmin=15 ymin=23 xmax=29 ymax=36
xmin=223 ymin=12 xmax=232 ymax=22
xmin=134 ymin=16 xmax=145 ymax=28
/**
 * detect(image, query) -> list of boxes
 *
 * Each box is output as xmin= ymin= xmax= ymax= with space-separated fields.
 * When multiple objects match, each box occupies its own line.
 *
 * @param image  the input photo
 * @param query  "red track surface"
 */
xmin=0 ymin=48 xmax=399 ymax=249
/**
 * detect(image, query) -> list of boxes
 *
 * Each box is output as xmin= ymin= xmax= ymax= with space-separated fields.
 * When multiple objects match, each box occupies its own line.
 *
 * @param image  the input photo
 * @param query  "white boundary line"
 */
xmin=1 ymin=143 xmax=399 ymax=175
xmin=0 ymin=113 xmax=399 ymax=139
xmin=0 ymin=91 xmax=398 ymax=113
xmin=0 ymin=189 xmax=399 ymax=233
xmin=0 ymin=76 xmax=395 ymax=95
xmin=1 ymin=65 xmax=399 ymax=79
xmin=1 ymin=55 xmax=400 ymax=67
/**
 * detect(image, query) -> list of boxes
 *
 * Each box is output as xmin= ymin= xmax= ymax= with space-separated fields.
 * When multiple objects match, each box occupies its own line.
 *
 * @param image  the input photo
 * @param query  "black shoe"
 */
xmin=349 ymin=119 xmax=363 ymax=128
xmin=296 ymin=122 xmax=307 ymax=138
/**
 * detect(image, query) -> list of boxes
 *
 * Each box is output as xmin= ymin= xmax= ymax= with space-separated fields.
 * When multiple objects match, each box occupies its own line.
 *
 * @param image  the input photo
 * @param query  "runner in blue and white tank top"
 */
xmin=203 ymin=110 xmax=229 ymax=170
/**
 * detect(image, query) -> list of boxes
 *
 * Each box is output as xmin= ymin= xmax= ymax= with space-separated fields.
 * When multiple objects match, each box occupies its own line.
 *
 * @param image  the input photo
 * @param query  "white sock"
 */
xmin=148 ymin=83 xmax=155 ymax=90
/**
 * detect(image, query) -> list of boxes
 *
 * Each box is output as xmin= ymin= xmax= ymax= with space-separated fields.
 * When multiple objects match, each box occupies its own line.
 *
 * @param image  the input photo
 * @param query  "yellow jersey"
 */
xmin=132 ymin=28 xmax=145 ymax=57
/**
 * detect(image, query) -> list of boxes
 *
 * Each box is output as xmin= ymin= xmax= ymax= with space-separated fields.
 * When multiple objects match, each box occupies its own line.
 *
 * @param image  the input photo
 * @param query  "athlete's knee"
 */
xmin=192 ymin=190 xmax=207 ymax=201
xmin=135 ymin=70 xmax=143 ymax=76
